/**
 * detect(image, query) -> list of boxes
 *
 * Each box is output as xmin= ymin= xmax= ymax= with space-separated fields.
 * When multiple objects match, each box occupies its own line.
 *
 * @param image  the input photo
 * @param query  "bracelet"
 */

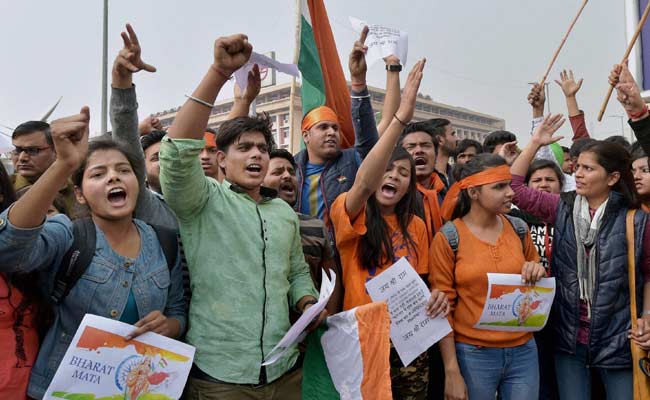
xmin=300 ymin=299 xmax=318 ymax=314
xmin=394 ymin=113 xmax=407 ymax=126
xmin=185 ymin=94 xmax=214 ymax=109
xmin=351 ymin=94 xmax=371 ymax=99
xmin=211 ymin=65 xmax=233 ymax=81
xmin=628 ymin=106 xmax=649 ymax=120
xmin=642 ymin=310 xmax=650 ymax=316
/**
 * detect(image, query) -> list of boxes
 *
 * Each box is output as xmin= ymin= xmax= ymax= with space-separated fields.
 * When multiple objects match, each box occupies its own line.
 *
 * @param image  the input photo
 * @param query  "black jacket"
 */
xmin=551 ymin=191 xmax=646 ymax=368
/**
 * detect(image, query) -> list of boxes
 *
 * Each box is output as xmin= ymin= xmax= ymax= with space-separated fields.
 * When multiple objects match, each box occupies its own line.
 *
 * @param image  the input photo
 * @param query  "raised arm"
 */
xmin=226 ymin=64 xmax=261 ymax=119
xmin=555 ymin=69 xmax=583 ymax=118
xmin=555 ymin=69 xmax=590 ymax=140
xmin=110 ymin=24 xmax=156 ymax=197
xmin=527 ymin=83 xmax=557 ymax=164
xmin=511 ymin=114 xmax=565 ymax=223
xmin=344 ymin=59 xmax=425 ymax=219
xmin=611 ymin=62 xmax=650 ymax=157
xmin=9 ymin=109 xmax=90 ymax=228
xmin=376 ymin=55 xmax=402 ymax=136
xmin=167 ymin=35 xmax=252 ymax=140
xmin=348 ymin=26 xmax=379 ymax=159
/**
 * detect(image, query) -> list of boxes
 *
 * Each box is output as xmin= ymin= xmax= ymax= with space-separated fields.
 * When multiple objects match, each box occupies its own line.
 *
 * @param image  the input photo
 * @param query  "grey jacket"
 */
xmin=109 ymin=86 xmax=179 ymax=231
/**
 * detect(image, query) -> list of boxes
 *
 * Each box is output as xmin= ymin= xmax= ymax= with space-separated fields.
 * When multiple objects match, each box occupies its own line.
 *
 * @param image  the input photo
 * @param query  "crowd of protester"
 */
xmin=2 ymin=21 xmax=650 ymax=400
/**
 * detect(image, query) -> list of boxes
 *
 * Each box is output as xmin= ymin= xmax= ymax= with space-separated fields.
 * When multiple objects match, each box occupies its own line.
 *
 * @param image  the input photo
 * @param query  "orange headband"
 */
xmin=203 ymin=132 xmax=216 ymax=148
xmin=440 ymin=165 xmax=512 ymax=221
xmin=301 ymin=106 xmax=339 ymax=132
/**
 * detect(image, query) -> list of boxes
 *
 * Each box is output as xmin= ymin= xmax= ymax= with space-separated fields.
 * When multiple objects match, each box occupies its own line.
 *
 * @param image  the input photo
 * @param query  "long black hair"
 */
xmin=451 ymin=154 xmax=508 ymax=220
xmin=0 ymin=162 xmax=15 ymax=211
xmin=580 ymin=141 xmax=638 ymax=208
xmin=0 ymin=163 xmax=51 ymax=346
xmin=359 ymin=147 xmax=419 ymax=269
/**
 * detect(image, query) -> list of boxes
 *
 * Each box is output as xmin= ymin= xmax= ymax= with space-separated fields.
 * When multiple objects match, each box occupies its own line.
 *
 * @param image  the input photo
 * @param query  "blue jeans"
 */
xmin=456 ymin=338 xmax=539 ymax=400
xmin=554 ymin=345 xmax=632 ymax=400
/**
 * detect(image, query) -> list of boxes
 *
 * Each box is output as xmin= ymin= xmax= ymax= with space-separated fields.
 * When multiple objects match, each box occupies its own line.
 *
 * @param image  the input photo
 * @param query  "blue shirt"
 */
xmin=300 ymin=162 xmax=326 ymax=218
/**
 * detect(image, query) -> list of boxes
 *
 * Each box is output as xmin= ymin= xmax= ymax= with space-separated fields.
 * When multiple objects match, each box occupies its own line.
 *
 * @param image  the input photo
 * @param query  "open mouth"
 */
xmin=324 ymin=139 xmax=337 ymax=146
xmin=107 ymin=187 xmax=127 ymax=206
xmin=246 ymin=164 xmax=262 ymax=174
xmin=279 ymin=182 xmax=295 ymax=195
xmin=414 ymin=157 xmax=427 ymax=166
xmin=380 ymin=183 xmax=398 ymax=199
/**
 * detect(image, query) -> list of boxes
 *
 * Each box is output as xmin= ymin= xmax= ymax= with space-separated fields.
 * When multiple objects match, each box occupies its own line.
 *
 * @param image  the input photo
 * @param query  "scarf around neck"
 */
xmin=572 ymin=194 xmax=608 ymax=318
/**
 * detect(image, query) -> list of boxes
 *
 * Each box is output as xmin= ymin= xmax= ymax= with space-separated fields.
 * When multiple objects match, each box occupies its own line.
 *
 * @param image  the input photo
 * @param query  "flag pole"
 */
xmin=289 ymin=0 xmax=303 ymax=152
xmin=100 ymin=0 xmax=109 ymax=135
xmin=598 ymin=0 xmax=650 ymax=121
xmin=539 ymin=0 xmax=589 ymax=87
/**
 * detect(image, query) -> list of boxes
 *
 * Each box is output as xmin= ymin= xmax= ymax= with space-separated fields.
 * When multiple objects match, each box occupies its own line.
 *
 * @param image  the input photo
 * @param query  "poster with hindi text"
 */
xmin=44 ymin=314 xmax=194 ymax=400
xmin=365 ymin=257 xmax=452 ymax=366
xmin=475 ymin=273 xmax=556 ymax=332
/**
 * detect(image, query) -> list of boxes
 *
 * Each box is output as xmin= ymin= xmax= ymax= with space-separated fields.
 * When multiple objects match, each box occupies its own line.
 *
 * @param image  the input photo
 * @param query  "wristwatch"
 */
xmin=386 ymin=64 xmax=402 ymax=72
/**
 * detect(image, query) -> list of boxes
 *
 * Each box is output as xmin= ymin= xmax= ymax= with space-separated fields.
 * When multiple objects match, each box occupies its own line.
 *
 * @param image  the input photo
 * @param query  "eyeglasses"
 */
xmin=11 ymin=146 xmax=51 ymax=156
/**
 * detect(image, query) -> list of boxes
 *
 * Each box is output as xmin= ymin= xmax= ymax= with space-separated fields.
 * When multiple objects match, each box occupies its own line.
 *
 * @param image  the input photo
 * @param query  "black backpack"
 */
xmin=439 ymin=214 xmax=529 ymax=258
xmin=50 ymin=218 xmax=178 ymax=305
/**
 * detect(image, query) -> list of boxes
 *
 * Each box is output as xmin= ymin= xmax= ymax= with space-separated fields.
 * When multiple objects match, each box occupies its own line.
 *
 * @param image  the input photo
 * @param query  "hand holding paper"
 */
xmin=262 ymin=270 xmax=336 ymax=366
xmin=350 ymin=17 xmax=408 ymax=67
xmin=234 ymin=51 xmax=299 ymax=91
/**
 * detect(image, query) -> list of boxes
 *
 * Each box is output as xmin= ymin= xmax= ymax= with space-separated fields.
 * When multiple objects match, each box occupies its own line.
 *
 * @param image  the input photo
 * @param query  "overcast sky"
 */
xmin=0 ymin=0 xmax=636 ymax=146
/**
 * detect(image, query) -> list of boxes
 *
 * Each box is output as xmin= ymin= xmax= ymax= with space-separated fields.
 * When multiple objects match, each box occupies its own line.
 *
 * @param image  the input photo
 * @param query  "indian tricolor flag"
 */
xmin=302 ymin=302 xmax=392 ymax=400
xmin=297 ymin=0 xmax=355 ymax=148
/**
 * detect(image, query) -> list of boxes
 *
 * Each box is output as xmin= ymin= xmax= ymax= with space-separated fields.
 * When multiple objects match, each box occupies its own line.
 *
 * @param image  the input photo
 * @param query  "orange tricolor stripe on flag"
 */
xmin=298 ymin=0 xmax=355 ymax=149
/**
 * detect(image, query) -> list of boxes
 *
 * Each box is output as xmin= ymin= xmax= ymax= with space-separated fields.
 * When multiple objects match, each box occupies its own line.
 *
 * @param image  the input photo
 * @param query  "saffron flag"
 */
xmin=298 ymin=0 xmax=355 ymax=148
xmin=302 ymin=302 xmax=392 ymax=400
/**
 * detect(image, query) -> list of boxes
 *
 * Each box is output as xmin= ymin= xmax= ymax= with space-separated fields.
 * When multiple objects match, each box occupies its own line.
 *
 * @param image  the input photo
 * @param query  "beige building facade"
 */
xmin=153 ymin=82 xmax=506 ymax=154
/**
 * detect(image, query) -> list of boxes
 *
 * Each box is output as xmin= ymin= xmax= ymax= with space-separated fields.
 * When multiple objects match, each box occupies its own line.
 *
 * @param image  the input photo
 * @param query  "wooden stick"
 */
xmin=598 ymin=0 xmax=650 ymax=121
xmin=539 ymin=0 xmax=589 ymax=87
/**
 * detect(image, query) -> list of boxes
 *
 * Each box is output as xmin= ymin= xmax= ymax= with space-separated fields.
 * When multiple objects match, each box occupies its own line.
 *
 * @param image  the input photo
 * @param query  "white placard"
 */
xmin=262 ymin=269 xmax=336 ymax=366
xmin=234 ymin=51 xmax=300 ymax=91
xmin=365 ymin=257 xmax=452 ymax=366
xmin=475 ymin=273 xmax=556 ymax=332
xmin=349 ymin=16 xmax=408 ymax=66
xmin=45 ymin=314 xmax=194 ymax=400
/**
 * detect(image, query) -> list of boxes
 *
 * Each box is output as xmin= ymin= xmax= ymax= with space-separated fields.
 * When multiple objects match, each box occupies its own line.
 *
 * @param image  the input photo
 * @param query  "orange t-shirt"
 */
xmin=0 ymin=275 xmax=39 ymax=399
xmin=429 ymin=215 xmax=540 ymax=348
xmin=331 ymin=193 xmax=429 ymax=311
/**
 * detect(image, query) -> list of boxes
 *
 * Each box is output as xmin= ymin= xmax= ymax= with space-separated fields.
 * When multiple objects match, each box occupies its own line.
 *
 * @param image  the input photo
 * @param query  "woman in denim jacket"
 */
xmin=0 ymin=109 xmax=186 ymax=399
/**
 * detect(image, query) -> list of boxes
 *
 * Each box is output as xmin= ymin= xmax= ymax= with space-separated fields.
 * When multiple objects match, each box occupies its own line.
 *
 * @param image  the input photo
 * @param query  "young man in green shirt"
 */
xmin=158 ymin=34 xmax=322 ymax=400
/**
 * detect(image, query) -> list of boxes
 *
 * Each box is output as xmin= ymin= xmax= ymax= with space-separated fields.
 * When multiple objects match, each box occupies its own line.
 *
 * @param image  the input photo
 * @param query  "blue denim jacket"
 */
xmin=0 ymin=210 xmax=186 ymax=399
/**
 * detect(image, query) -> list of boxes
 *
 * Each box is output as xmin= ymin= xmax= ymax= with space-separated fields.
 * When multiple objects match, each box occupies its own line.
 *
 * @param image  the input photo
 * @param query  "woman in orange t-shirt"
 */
xmin=432 ymin=154 xmax=546 ymax=400
xmin=330 ymin=58 xmax=448 ymax=399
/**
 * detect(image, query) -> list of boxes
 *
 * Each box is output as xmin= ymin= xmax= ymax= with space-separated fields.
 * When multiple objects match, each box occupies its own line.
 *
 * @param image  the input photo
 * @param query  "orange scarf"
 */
xmin=301 ymin=106 xmax=339 ymax=132
xmin=416 ymin=173 xmax=445 ymax=242
xmin=440 ymin=165 xmax=512 ymax=221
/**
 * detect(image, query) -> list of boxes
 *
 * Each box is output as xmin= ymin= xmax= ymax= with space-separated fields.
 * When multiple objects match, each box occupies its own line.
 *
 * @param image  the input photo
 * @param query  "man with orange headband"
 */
xmin=294 ymin=29 xmax=378 ymax=223
xmin=200 ymin=128 xmax=223 ymax=181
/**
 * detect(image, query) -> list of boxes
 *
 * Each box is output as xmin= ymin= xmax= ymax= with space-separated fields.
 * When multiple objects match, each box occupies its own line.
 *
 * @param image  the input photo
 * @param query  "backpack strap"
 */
xmin=504 ymin=214 xmax=529 ymax=248
xmin=440 ymin=221 xmax=460 ymax=256
xmin=150 ymin=224 xmax=179 ymax=271
xmin=50 ymin=221 xmax=179 ymax=306
xmin=439 ymin=216 xmax=529 ymax=258
xmin=50 ymin=218 xmax=96 ymax=305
